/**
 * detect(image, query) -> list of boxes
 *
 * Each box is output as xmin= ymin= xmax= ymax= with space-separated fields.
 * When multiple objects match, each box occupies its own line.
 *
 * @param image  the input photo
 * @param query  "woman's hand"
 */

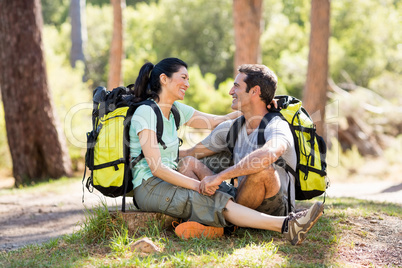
xmin=267 ymin=98 xmax=278 ymax=110
xmin=199 ymin=174 xmax=221 ymax=196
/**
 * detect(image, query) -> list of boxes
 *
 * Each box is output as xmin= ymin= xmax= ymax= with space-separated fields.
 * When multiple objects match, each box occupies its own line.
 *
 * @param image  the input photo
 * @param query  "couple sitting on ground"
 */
xmin=129 ymin=57 xmax=324 ymax=245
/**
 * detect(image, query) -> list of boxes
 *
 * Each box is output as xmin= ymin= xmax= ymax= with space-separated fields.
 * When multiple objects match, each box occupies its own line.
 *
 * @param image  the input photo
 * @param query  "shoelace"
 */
xmin=282 ymin=209 xmax=308 ymax=233
xmin=288 ymin=209 xmax=308 ymax=221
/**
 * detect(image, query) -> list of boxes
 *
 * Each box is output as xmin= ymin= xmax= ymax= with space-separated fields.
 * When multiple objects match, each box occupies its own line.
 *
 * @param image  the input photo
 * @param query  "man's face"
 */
xmin=229 ymin=72 xmax=251 ymax=111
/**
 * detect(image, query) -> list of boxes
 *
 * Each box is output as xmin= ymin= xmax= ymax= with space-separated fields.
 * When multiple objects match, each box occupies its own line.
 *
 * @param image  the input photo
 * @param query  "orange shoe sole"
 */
xmin=174 ymin=221 xmax=224 ymax=239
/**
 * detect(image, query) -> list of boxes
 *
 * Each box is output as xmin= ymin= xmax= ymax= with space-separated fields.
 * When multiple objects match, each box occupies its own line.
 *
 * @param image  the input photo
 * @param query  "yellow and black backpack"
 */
xmin=83 ymin=86 xmax=181 ymax=211
xmin=226 ymin=95 xmax=328 ymax=204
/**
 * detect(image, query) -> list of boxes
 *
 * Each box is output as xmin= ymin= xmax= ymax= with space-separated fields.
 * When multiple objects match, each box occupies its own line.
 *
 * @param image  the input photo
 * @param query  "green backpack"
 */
xmin=226 ymin=95 xmax=328 ymax=203
xmin=83 ymin=85 xmax=181 ymax=211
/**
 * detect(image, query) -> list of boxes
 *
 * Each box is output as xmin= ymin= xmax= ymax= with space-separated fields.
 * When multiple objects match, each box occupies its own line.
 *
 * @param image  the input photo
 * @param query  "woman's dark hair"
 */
xmin=132 ymin=57 xmax=188 ymax=102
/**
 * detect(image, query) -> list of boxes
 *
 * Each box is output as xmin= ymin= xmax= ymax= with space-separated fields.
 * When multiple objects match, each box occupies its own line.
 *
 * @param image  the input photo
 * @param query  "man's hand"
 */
xmin=199 ymin=174 xmax=221 ymax=196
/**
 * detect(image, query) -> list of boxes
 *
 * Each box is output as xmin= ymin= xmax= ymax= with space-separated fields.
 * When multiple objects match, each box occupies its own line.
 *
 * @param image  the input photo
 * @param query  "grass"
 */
xmin=1 ymin=196 xmax=400 ymax=268
xmin=0 ymin=176 xmax=76 ymax=195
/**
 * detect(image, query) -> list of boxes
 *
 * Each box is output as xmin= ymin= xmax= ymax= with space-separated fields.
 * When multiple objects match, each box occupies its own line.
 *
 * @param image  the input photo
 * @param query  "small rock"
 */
xmin=370 ymin=220 xmax=378 ymax=224
xmin=130 ymin=237 xmax=160 ymax=254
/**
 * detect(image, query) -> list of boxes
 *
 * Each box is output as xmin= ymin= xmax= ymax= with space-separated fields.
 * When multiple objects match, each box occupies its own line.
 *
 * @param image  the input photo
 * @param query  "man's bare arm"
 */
xmin=221 ymin=139 xmax=286 ymax=179
xmin=199 ymin=139 xmax=287 ymax=193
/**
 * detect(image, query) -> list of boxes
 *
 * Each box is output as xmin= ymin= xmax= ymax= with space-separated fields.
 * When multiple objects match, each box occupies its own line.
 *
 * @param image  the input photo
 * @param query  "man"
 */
xmin=180 ymin=64 xmax=296 ymax=216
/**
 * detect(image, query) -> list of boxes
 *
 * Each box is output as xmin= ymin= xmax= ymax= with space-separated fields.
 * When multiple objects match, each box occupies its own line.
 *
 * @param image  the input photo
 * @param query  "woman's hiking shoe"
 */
xmin=174 ymin=221 xmax=224 ymax=239
xmin=283 ymin=201 xmax=324 ymax=245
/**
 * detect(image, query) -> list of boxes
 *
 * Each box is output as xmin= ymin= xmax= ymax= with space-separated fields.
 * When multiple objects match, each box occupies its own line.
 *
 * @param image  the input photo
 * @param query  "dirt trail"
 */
xmin=326 ymin=180 xmax=402 ymax=204
xmin=0 ymin=177 xmax=401 ymax=252
xmin=0 ymin=178 xmax=124 ymax=251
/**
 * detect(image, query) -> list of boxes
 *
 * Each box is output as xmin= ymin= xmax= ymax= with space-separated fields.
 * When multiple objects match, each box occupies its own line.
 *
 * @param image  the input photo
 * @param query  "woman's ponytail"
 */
xmin=132 ymin=62 xmax=157 ymax=102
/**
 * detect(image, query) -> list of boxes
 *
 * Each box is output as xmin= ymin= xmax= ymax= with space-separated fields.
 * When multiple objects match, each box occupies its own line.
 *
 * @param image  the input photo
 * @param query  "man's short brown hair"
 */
xmin=238 ymin=64 xmax=278 ymax=105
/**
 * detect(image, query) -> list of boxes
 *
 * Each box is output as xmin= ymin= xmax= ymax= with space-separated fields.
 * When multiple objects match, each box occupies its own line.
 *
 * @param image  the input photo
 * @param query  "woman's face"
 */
xmin=163 ymin=66 xmax=190 ymax=101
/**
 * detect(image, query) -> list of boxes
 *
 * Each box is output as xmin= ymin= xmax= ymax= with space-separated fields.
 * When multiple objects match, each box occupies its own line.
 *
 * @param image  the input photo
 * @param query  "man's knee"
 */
xmin=247 ymin=166 xmax=281 ymax=193
xmin=247 ymin=165 xmax=277 ymax=183
xmin=236 ymin=166 xmax=281 ymax=207
xmin=261 ymin=165 xmax=276 ymax=177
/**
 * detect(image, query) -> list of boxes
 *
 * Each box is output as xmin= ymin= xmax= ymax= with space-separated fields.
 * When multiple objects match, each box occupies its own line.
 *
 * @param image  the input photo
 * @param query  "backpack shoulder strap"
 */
xmin=257 ymin=112 xmax=280 ymax=145
xmin=226 ymin=115 xmax=245 ymax=156
xmin=132 ymin=100 xmax=181 ymax=150
xmin=171 ymin=103 xmax=183 ymax=163
xmin=171 ymin=103 xmax=181 ymax=131
xmin=258 ymin=111 xmax=292 ymax=171
xmin=134 ymin=99 xmax=167 ymax=150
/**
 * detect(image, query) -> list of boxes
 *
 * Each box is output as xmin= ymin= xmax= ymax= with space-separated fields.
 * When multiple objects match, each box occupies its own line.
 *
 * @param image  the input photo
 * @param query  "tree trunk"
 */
xmin=107 ymin=0 xmax=125 ymax=89
xmin=303 ymin=0 xmax=330 ymax=137
xmin=232 ymin=0 xmax=263 ymax=75
xmin=0 ymin=0 xmax=72 ymax=186
xmin=69 ymin=0 xmax=87 ymax=69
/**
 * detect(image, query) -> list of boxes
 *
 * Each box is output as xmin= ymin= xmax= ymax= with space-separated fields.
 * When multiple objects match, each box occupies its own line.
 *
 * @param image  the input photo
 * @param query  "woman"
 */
xmin=130 ymin=57 xmax=323 ymax=245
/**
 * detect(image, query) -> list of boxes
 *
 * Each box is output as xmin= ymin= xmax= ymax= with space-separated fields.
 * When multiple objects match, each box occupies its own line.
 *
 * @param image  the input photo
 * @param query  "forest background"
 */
xmin=0 ymin=0 xmax=401 ymax=186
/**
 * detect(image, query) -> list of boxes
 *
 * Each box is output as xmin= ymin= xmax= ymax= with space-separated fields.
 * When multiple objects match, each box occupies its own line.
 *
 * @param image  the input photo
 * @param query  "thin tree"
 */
xmin=303 ymin=0 xmax=330 ymax=137
xmin=70 ymin=0 xmax=87 ymax=69
xmin=107 ymin=0 xmax=125 ymax=89
xmin=233 ymin=0 xmax=263 ymax=74
xmin=0 ymin=0 xmax=72 ymax=186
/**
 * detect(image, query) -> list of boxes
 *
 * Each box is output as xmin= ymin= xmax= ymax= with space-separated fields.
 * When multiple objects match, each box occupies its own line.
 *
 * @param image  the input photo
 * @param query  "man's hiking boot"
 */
xmin=174 ymin=221 xmax=224 ymax=239
xmin=283 ymin=201 xmax=324 ymax=245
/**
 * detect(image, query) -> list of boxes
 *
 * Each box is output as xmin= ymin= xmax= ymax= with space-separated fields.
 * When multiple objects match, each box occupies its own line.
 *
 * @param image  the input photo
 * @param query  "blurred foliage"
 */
xmin=123 ymin=0 xmax=234 ymax=87
xmin=151 ymin=0 xmax=234 ymax=86
xmin=44 ymin=26 xmax=92 ymax=171
xmin=260 ymin=0 xmax=310 ymax=98
xmin=0 ymin=0 xmax=399 ymax=173
xmin=181 ymin=66 xmax=233 ymax=115
xmin=84 ymin=4 xmax=114 ymax=87
xmin=40 ymin=0 xmax=402 ymax=100
xmin=41 ymin=0 xmax=156 ymax=27
xmin=330 ymin=0 xmax=402 ymax=88
xmin=88 ymin=0 xmax=158 ymax=7
xmin=41 ymin=0 xmax=70 ymax=27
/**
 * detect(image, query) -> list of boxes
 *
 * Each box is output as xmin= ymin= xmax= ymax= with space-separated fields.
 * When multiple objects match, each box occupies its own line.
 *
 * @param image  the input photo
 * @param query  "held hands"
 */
xmin=199 ymin=174 xmax=221 ymax=196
